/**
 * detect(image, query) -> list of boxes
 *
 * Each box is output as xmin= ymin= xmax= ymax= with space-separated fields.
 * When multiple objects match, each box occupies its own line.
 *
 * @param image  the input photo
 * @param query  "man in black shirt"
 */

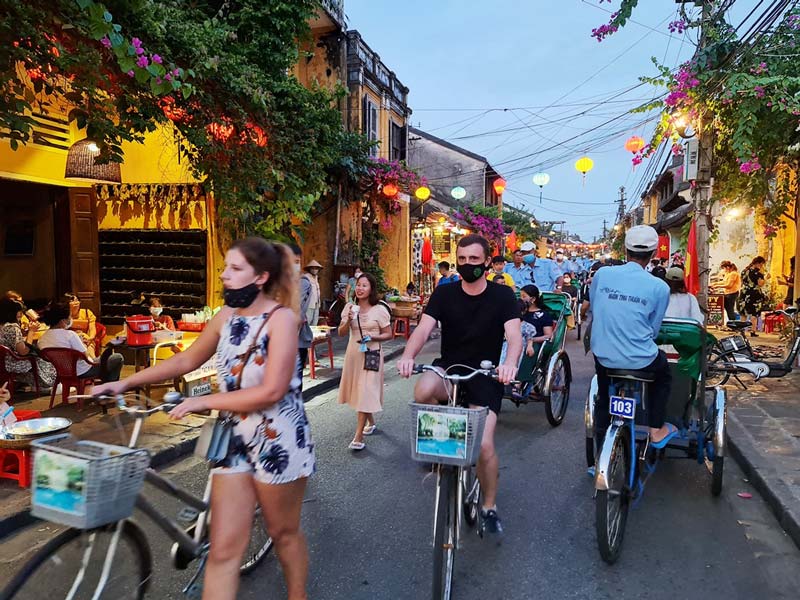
xmin=398 ymin=234 xmax=522 ymax=538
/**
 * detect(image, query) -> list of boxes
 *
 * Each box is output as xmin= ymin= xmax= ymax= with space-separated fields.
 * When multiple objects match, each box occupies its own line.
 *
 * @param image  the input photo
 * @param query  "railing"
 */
xmin=320 ymin=0 xmax=345 ymax=25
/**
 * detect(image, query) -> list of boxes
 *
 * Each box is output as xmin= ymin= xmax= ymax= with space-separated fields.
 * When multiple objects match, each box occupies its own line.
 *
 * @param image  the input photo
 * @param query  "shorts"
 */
xmin=433 ymin=359 xmax=503 ymax=415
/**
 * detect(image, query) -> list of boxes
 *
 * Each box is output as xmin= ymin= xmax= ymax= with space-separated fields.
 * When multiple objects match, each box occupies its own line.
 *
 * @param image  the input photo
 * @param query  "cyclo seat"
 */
xmin=726 ymin=321 xmax=751 ymax=330
xmin=606 ymin=368 xmax=655 ymax=383
xmin=783 ymin=306 xmax=798 ymax=315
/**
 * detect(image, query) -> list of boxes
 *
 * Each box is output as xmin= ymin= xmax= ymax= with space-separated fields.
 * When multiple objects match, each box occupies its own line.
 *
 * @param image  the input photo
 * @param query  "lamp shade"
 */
xmin=382 ymin=183 xmax=399 ymax=197
xmin=492 ymin=177 xmax=507 ymax=195
xmin=451 ymin=186 xmax=467 ymax=200
xmin=624 ymin=136 xmax=645 ymax=154
xmin=532 ymin=172 xmax=550 ymax=187
xmin=415 ymin=185 xmax=431 ymax=201
xmin=64 ymin=139 xmax=122 ymax=183
xmin=575 ymin=156 xmax=594 ymax=174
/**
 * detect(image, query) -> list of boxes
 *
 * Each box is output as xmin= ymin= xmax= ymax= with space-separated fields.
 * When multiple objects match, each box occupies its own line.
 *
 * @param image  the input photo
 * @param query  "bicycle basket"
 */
xmin=409 ymin=403 xmax=488 ymax=467
xmin=30 ymin=434 xmax=150 ymax=529
xmin=719 ymin=335 xmax=748 ymax=354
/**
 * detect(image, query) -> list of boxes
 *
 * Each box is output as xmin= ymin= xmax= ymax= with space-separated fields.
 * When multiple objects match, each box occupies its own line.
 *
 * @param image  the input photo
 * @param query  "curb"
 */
xmin=0 ymin=346 xmax=407 ymax=542
xmin=726 ymin=414 xmax=800 ymax=552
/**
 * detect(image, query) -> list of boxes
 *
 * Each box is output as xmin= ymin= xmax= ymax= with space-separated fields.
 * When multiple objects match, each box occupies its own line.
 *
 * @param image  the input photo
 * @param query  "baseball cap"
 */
xmin=624 ymin=225 xmax=659 ymax=252
xmin=665 ymin=266 xmax=685 ymax=281
xmin=555 ymin=249 xmax=564 ymax=255
xmin=520 ymin=241 xmax=535 ymax=252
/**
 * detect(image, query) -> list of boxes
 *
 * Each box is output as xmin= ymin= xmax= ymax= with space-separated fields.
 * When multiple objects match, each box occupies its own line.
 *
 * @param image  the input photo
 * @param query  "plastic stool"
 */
xmin=763 ymin=314 xmax=783 ymax=334
xmin=393 ymin=317 xmax=411 ymax=340
xmin=0 ymin=409 xmax=40 ymax=488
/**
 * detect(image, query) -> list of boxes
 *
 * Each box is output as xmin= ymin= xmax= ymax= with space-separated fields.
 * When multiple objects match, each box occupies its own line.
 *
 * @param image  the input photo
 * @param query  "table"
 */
xmin=113 ymin=340 xmax=180 ymax=402
xmin=309 ymin=326 xmax=334 ymax=380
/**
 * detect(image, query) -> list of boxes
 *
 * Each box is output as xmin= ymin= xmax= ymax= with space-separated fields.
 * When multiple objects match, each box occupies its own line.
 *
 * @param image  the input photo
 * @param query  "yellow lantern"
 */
xmin=415 ymin=185 xmax=431 ymax=201
xmin=575 ymin=156 xmax=594 ymax=186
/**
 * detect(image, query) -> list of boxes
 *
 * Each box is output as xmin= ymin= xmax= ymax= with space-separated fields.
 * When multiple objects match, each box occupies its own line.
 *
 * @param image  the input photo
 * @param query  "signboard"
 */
xmin=684 ymin=139 xmax=699 ymax=181
xmin=432 ymin=230 xmax=450 ymax=255
xmin=182 ymin=356 xmax=217 ymax=397
xmin=707 ymin=293 xmax=725 ymax=327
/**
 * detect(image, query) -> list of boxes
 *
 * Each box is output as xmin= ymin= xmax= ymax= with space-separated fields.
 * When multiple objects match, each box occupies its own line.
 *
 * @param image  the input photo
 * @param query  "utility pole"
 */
xmin=602 ymin=219 xmax=608 ymax=239
xmin=615 ymin=186 xmax=626 ymax=226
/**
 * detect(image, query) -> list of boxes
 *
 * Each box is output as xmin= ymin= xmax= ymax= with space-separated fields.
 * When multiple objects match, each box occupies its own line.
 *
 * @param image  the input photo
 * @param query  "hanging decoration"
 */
xmin=532 ymin=172 xmax=550 ymax=204
xmin=415 ymin=185 xmax=431 ymax=201
xmin=382 ymin=182 xmax=399 ymax=198
xmin=624 ymin=135 xmax=645 ymax=154
xmin=450 ymin=186 xmax=467 ymax=200
xmin=575 ymin=156 xmax=594 ymax=186
xmin=492 ymin=177 xmax=507 ymax=196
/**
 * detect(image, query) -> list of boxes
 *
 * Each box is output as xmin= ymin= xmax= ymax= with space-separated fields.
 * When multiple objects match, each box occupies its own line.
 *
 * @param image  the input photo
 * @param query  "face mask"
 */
xmin=223 ymin=282 xmax=261 ymax=308
xmin=294 ymin=263 xmax=301 ymax=274
xmin=523 ymin=254 xmax=535 ymax=265
xmin=556 ymin=255 xmax=564 ymax=262
xmin=150 ymin=307 xmax=163 ymax=317
xmin=457 ymin=263 xmax=488 ymax=283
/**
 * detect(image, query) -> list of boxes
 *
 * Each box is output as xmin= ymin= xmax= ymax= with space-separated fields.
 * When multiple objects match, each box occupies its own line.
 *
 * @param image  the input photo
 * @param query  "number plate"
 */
xmin=609 ymin=395 xmax=635 ymax=419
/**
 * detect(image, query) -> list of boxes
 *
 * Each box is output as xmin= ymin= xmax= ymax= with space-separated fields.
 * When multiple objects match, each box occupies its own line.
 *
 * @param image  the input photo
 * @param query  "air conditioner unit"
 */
xmin=684 ymin=139 xmax=699 ymax=181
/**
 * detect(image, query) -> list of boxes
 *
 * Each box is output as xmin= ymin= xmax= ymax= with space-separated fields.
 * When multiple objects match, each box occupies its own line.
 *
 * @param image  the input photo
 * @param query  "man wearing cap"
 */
xmin=303 ymin=259 xmax=323 ymax=329
xmin=553 ymin=249 xmax=576 ymax=279
xmin=519 ymin=242 xmax=561 ymax=292
xmin=589 ymin=225 xmax=678 ymax=461
xmin=504 ymin=247 xmax=533 ymax=288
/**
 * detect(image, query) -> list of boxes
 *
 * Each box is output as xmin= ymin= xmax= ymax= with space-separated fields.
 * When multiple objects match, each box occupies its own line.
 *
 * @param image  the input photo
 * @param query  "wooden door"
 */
xmin=66 ymin=188 xmax=101 ymax=314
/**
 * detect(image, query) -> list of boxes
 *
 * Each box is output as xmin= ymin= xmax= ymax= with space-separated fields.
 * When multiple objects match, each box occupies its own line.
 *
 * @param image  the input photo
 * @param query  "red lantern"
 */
xmin=207 ymin=120 xmax=235 ymax=143
xmin=243 ymin=123 xmax=267 ymax=148
xmin=492 ymin=177 xmax=507 ymax=195
xmin=625 ymin=135 xmax=645 ymax=154
xmin=382 ymin=183 xmax=399 ymax=198
xmin=160 ymin=96 xmax=187 ymax=123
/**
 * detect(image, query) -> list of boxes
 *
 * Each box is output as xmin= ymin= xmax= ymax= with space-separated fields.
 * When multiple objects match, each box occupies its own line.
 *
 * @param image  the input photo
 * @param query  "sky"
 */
xmin=342 ymin=0 xmax=761 ymax=242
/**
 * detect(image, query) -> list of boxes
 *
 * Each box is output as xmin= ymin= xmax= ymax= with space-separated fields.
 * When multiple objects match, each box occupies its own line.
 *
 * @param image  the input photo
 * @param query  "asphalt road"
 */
xmin=2 ymin=335 xmax=800 ymax=599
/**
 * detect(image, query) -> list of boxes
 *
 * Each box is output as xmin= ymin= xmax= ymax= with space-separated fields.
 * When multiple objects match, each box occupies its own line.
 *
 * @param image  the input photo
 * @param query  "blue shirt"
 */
xmin=504 ymin=263 xmax=533 ymax=288
xmin=553 ymin=259 xmax=575 ymax=277
xmin=438 ymin=274 xmax=460 ymax=286
xmin=589 ymin=261 xmax=670 ymax=369
xmin=531 ymin=258 xmax=561 ymax=292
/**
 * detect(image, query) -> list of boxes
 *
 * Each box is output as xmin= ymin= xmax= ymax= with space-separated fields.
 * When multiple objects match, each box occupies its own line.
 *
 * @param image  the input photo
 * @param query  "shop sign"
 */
xmin=432 ymin=229 xmax=450 ymax=254
xmin=707 ymin=293 xmax=725 ymax=326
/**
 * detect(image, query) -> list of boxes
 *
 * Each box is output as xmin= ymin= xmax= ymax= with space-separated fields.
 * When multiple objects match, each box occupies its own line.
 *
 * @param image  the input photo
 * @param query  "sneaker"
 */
xmin=479 ymin=509 xmax=503 ymax=541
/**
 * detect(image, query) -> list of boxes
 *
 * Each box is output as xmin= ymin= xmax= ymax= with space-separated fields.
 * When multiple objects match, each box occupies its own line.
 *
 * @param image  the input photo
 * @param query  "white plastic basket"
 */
xmin=31 ymin=434 xmax=150 ymax=529
xmin=410 ymin=403 xmax=488 ymax=467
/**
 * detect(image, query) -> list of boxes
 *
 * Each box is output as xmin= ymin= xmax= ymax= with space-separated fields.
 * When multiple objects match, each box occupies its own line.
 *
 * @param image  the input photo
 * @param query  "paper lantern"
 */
xmin=64 ymin=139 xmax=121 ymax=183
xmin=575 ymin=156 xmax=594 ymax=174
xmin=243 ymin=123 xmax=267 ymax=147
xmin=451 ymin=186 xmax=467 ymax=200
xmin=532 ymin=172 xmax=550 ymax=204
xmin=382 ymin=183 xmax=398 ymax=198
xmin=625 ymin=136 xmax=645 ymax=154
xmin=415 ymin=186 xmax=431 ymax=201
xmin=492 ymin=177 xmax=507 ymax=195
xmin=207 ymin=121 xmax=235 ymax=143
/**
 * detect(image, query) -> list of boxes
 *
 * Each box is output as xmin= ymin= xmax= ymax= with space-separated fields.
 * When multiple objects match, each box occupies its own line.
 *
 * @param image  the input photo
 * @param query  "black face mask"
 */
xmin=223 ymin=282 xmax=261 ymax=308
xmin=457 ymin=263 xmax=488 ymax=283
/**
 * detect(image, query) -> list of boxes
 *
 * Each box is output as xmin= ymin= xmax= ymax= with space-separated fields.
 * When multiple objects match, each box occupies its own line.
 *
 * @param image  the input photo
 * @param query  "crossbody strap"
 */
xmin=234 ymin=305 xmax=284 ymax=389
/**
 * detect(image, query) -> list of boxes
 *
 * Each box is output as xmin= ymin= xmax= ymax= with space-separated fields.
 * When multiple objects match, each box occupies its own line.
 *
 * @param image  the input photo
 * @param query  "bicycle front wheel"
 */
xmin=431 ymin=467 xmax=457 ymax=600
xmin=595 ymin=429 xmax=631 ymax=564
xmin=240 ymin=505 xmax=273 ymax=575
xmin=1 ymin=520 xmax=151 ymax=600
xmin=461 ymin=466 xmax=481 ymax=527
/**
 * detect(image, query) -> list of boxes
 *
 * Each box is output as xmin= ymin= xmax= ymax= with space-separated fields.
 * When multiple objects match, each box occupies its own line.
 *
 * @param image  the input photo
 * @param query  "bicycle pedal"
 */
xmin=177 ymin=507 xmax=199 ymax=524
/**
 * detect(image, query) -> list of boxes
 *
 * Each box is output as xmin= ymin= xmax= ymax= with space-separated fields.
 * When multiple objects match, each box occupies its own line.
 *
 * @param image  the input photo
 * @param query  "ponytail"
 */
xmin=272 ymin=242 xmax=300 ymax=315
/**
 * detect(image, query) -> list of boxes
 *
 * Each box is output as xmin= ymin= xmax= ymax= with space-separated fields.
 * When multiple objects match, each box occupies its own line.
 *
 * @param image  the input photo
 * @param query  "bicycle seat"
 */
xmin=606 ymin=369 xmax=655 ymax=383
xmin=726 ymin=321 xmax=752 ymax=330
xmin=784 ymin=306 xmax=798 ymax=315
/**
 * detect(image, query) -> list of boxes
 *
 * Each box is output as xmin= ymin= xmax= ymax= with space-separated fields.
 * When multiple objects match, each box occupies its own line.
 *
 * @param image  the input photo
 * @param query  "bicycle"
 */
xmin=410 ymin=363 xmax=495 ymax=600
xmin=1 ymin=392 xmax=272 ymax=600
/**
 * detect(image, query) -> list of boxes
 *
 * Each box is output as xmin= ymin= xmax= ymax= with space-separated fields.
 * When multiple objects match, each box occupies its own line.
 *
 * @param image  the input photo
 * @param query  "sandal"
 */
xmin=363 ymin=425 xmax=377 ymax=436
xmin=650 ymin=423 xmax=679 ymax=449
xmin=348 ymin=440 xmax=365 ymax=451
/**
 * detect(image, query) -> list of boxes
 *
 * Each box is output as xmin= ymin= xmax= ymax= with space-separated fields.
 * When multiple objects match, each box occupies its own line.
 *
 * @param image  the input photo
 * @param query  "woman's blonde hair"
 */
xmin=229 ymin=237 xmax=299 ymax=315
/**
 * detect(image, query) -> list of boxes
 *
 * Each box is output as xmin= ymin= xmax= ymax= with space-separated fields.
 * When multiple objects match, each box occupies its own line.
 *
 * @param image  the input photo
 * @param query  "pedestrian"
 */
xmin=488 ymin=255 xmax=515 ymax=287
xmin=302 ymin=260 xmax=323 ymax=327
xmin=94 ymin=237 xmax=314 ymax=600
xmin=780 ymin=256 xmax=795 ymax=306
xmin=719 ymin=261 xmax=741 ymax=321
xmin=291 ymin=244 xmax=314 ymax=387
xmin=553 ymin=249 xmax=571 ymax=277
xmin=646 ymin=258 xmax=659 ymax=273
xmin=504 ymin=248 xmax=533 ymax=288
xmin=738 ymin=255 xmax=769 ymax=336
xmin=664 ymin=267 xmax=704 ymax=323
xmin=520 ymin=241 xmax=561 ymax=292
xmin=437 ymin=261 xmax=460 ymax=286
xmin=345 ymin=266 xmax=363 ymax=303
xmin=338 ymin=272 xmax=393 ymax=450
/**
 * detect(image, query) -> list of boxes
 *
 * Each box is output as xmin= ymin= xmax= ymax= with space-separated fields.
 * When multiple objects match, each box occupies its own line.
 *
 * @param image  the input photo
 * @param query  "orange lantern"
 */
xmin=625 ymin=135 xmax=645 ymax=154
xmin=492 ymin=177 xmax=507 ymax=195
xmin=160 ymin=96 xmax=187 ymax=123
xmin=382 ymin=183 xmax=399 ymax=197
xmin=207 ymin=120 xmax=235 ymax=143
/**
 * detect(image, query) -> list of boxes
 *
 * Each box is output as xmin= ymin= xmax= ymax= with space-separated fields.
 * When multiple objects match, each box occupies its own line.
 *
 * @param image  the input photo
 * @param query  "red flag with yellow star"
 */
xmin=656 ymin=234 xmax=670 ymax=260
xmin=685 ymin=219 xmax=700 ymax=295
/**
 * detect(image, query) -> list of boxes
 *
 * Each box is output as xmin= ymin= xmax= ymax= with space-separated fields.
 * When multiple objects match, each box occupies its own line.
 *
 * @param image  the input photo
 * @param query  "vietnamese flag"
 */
xmin=656 ymin=234 xmax=670 ymax=260
xmin=506 ymin=230 xmax=518 ymax=254
xmin=685 ymin=219 xmax=700 ymax=295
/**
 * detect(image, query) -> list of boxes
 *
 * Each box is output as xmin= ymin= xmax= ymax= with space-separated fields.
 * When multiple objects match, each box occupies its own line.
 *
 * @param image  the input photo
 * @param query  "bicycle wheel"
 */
xmin=585 ymin=436 xmax=595 ymax=469
xmin=544 ymin=355 xmax=570 ymax=427
xmin=461 ymin=466 xmax=481 ymax=527
xmin=705 ymin=348 xmax=731 ymax=387
xmin=595 ymin=429 xmax=631 ymax=564
xmin=431 ymin=467 xmax=457 ymax=600
xmin=1 ymin=520 xmax=151 ymax=600
xmin=240 ymin=505 xmax=273 ymax=575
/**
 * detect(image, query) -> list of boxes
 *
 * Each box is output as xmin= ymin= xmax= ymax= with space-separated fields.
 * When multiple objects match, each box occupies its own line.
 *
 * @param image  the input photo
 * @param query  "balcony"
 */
xmin=310 ymin=0 xmax=345 ymax=32
xmin=346 ymin=31 xmax=409 ymax=110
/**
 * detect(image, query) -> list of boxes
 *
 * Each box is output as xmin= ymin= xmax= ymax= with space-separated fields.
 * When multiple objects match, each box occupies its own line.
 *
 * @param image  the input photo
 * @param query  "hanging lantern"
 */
xmin=451 ymin=186 xmax=467 ymax=200
xmin=492 ymin=177 xmax=507 ymax=195
xmin=64 ymin=139 xmax=121 ymax=183
xmin=242 ymin=123 xmax=267 ymax=147
xmin=415 ymin=185 xmax=431 ymax=201
xmin=624 ymin=135 xmax=645 ymax=154
xmin=207 ymin=120 xmax=235 ymax=143
xmin=160 ymin=96 xmax=187 ymax=123
xmin=532 ymin=172 xmax=550 ymax=204
xmin=575 ymin=156 xmax=594 ymax=186
xmin=382 ymin=182 xmax=399 ymax=198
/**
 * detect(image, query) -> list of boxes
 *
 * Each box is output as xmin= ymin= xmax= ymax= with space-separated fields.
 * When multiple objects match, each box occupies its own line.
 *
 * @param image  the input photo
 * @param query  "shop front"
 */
xmin=410 ymin=199 xmax=470 ymax=297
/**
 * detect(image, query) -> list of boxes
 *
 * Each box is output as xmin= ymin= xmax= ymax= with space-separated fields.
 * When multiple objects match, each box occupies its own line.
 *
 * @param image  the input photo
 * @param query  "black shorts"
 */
xmin=433 ymin=360 xmax=503 ymax=414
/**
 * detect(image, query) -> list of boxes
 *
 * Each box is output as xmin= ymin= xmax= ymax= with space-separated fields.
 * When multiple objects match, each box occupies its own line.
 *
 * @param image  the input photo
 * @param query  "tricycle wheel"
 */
xmin=585 ymin=436 xmax=595 ymax=468
xmin=545 ymin=356 xmax=570 ymax=427
xmin=596 ymin=430 xmax=630 ymax=564
xmin=711 ymin=456 xmax=724 ymax=496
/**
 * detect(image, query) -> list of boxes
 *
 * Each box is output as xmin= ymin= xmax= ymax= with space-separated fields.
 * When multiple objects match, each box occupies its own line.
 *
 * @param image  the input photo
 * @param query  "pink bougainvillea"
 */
xmin=739 ymin=157 xmax=762 ymax=174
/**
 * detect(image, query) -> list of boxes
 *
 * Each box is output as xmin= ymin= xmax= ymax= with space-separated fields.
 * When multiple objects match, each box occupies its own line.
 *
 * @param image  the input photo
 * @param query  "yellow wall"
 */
xmin=294 ymin=38 xmax=342 ymax=93
xmin=380 ymin=200 xmax=411 ymax=291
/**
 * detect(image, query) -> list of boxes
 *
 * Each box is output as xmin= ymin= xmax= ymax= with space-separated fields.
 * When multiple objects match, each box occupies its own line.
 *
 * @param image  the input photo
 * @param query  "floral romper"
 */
xmin=214 ymin=309 xmax=315 ymax=484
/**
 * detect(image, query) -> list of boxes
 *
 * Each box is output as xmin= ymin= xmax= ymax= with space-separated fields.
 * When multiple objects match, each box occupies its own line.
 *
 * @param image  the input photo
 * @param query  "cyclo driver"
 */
xmin=589 ymin=225 xmax=679 ymax=460
xmin=398 ymin=234 xmax=522 ymax=538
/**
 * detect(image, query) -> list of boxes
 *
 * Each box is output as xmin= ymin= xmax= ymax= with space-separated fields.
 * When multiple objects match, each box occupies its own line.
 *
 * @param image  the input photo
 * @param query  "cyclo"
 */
xmin=505 ymin=291 xmax=573 ymax=426
xmin=584 ymin=317 xmax=726 ymax=563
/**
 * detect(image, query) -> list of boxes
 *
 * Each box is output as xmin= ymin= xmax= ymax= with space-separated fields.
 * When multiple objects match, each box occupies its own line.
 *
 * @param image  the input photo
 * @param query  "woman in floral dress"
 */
xmin=737 ymin=255 xmax=769 ymax=336
xmin=95 ymin=237 xmax=313 ymax=600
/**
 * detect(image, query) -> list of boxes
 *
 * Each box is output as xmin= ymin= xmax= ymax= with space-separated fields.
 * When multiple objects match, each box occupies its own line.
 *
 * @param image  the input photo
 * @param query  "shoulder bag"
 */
xmin=356 ymin=313 xmax=381 ymax=372
xmin=194 ymin=306 xmax=282 ymax=462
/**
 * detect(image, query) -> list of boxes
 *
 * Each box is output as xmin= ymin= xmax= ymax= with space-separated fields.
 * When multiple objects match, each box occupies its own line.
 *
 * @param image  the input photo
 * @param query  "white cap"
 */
xmin=520 ymin=241 xmax=535 ymax=252
xmin=624 ymin=225 xmax=659 ymax=252
xmin=555 ymin=249 xmax=564 ymax=255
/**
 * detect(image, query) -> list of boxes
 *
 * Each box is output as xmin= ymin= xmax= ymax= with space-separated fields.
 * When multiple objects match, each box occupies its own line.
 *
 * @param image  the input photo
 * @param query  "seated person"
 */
xmin=499 ymin=285 xmax=553 ymax=370
xmin=560 ymin=274 xmax=579 ymax=299
xmin=65 ymin=293 xmax=99 ymax=359
xmin=0 ymin=297 xmax=56 ymax=389
xmin=488 ymin=256 xmax=515 ymax=287
xmin=148 ymin=297 xmax=176 ymax=330
xmin=4 ymin=290 xmax=38 ymax=333
xmin=38 ymin=302 xmax=124 ymax=383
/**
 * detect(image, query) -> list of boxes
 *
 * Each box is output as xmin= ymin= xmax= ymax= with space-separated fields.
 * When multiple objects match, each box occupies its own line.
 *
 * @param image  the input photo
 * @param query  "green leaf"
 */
xmin=76 ymin=0 xmax=92 ymax=8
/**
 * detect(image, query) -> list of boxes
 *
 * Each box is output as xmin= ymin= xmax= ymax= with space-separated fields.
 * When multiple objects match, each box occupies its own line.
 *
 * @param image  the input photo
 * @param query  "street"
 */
xmin=2 ymin=336 xmax=799 ymax=599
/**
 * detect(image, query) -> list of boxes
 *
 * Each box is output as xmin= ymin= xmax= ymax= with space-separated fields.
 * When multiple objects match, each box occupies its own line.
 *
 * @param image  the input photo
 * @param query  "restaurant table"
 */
xmin=112 ymin=340 xmax=180 ymax=403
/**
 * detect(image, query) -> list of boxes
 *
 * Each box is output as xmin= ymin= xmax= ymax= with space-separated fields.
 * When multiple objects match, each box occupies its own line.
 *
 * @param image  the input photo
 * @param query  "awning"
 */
xmin=655 ymin=203 xmax=693 ymax=233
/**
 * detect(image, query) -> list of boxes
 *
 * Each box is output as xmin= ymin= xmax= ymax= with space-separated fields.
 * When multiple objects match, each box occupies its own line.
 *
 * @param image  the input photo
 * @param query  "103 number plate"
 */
xmin=609 ymin=395 xmax=635 ymax=419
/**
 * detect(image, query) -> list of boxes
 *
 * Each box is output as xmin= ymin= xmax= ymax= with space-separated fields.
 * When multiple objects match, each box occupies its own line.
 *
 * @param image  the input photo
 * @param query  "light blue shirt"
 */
xmin=553 ymin=258 xmax=577 ymax=277
xmin=531 ymin=257 xmax=561 ymax=292
xmin=504 ymin=263 xmax=533 ymax=288
xmin=589 ymin=261 xmax=670 ymax=369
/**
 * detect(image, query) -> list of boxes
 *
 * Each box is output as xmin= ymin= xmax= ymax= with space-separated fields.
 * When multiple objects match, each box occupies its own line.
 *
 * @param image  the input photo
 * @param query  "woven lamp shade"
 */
xmin=64 ymin=139 xmax=122 ymax=183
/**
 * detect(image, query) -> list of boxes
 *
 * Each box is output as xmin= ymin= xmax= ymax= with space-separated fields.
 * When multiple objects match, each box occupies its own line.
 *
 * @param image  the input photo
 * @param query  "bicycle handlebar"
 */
xmin=70 ymin=390 xmax=184 ymax=417
xmin=412 ymin=362 xmax=498 ymax=382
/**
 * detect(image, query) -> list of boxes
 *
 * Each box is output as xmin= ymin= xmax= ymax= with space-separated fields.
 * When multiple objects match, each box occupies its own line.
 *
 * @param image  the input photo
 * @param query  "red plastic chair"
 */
xmin=93 ymin=322 xmax=107 ymax=356
xmin=0 ymin=409 xmax=41 ymax=488
xmin=0 ymin=345 xmax=42 ymax=398
xmin=38 ymin=347 xmax=99 ymax=410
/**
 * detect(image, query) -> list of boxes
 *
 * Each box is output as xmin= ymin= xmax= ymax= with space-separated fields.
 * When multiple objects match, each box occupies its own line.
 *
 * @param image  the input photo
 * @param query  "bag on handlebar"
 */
xmin=194 ymin=307 xmax=279 ymax=462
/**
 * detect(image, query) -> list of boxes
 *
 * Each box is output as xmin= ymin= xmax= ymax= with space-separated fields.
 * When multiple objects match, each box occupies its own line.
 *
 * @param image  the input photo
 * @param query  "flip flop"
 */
xmin=348 ymin=440 xmax=365 ymax=451
xmin=650 ymin=423 xmax=679 ymax=449
xmin=362 ymin=425 xmax=377 ymax=436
